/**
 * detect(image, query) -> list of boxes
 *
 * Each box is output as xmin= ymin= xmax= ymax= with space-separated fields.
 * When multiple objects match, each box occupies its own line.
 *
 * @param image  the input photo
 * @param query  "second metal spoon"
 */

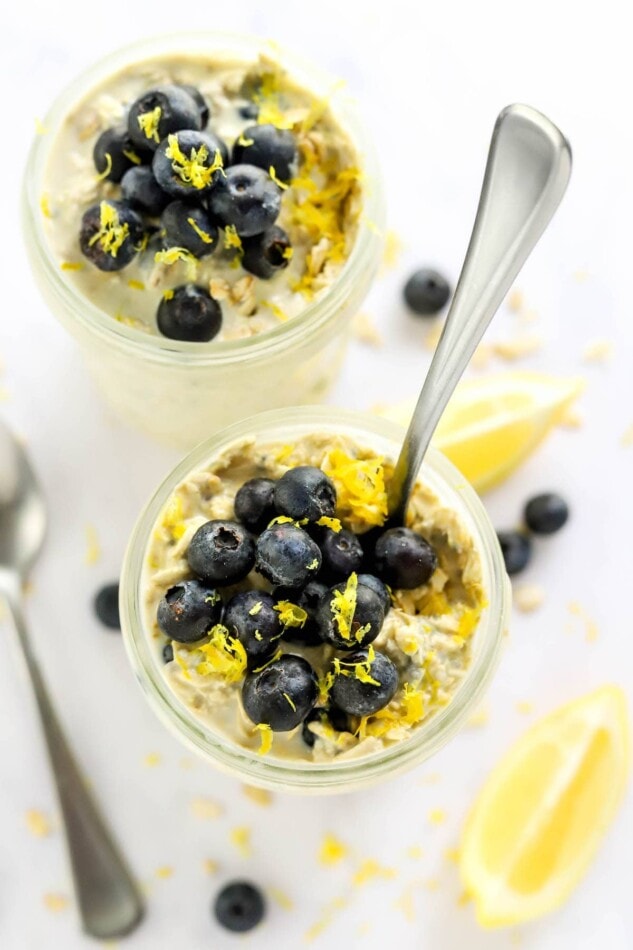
xmin=388 ymin=103 xmax=572 ymax=521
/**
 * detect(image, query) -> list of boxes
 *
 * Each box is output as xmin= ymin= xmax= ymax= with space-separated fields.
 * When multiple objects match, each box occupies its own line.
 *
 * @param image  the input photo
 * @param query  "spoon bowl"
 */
xmin=0 ymin=423 xmax=46 ymax=575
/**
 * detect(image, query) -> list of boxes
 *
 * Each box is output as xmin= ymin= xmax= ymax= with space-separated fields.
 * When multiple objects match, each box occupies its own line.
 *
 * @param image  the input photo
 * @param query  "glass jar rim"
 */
xmin=120 ymin=406 xmax=510 ymax=792
xmin=22 ymin=31 xmax=384 ymax=367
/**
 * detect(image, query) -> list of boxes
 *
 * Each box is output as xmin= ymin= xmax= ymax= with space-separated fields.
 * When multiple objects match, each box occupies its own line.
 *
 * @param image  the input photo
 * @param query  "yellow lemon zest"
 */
xmin=137 ymin=106 xmax=162 ymax=143
xmin=34 ymin=117 xmax=48 ymax=135
xmin=323 ymin=449 xmax=388 ymax=527
xmin=353 ymin=859 xmax=397 ymax=886
xmin=307 ymin=558 xmax=320 ymax=571
xmin=223 ymin=224 xmax=243 ymax=252
xmin=282 ymin=245 xmax=294 ymax=260
xmin=154 ymin=246 xmax=198 ymax=280
xmin=254 ymin=630 xmax=263 ymax=641
xmin=318 ymin=671 xmax=335 ymax=705
xmin=267 ymin=515 xmax=296 ymax=527
xmin=249 ymin=601 xmax=263 ymax=616
xmin=40 ymin=194 xmax=52 ymax=218
xmin=237 ymin=132 xmax=254 ymax=146
xmin=274 ymin=601 xmax=308 ymax=628
xmin=316 ymin=516 xmax=342 ymax=532
xmin=127 ymin=279 xmax=145 ymax=291
xmin=262 ymin=300 xmax=288 ymax=322
xmin=275 ymin=444 xmax=294 ymax=464
xmin=401 ymin=682 xmax=426 ymax=724
xmin=318 ymin=833 xmax=348 ymax=865
xmin=256 ymin=723 xmax=273 ymax=755
xmin=269 ymin=165 xmax=288 ymax=189
xmin=196 ymin=626 xmax=247 ymax=683
xmin=161 ymin=494 xmax=186 ymax=540
xmin=252 ymin=648 xmax=283 ymax=673
xmin=173 ymin=643 xmax=191 ymax=680
xmin=60 ymin=261 xmax=83 ymax=271
xmin=187 ymin=216 xmax=215 ymax=244
xmin=163 ymin=288 xmax=174 ymax=300
xmin=165 ymin=134 xmax=223 ymax=189
xmin=88 ymin=201 xmax=130 ymax=258
xmin=283 ymin=692 xmax=297 ymax=712
xmin=122 ymin=147 xmax=142 ymax=165
xmin=95 ymin=152 xmax=113 ymax=181
xmin=334 ymin=645 xmax=379 ymax=686
xmin=330 ymin=572 xmax=358 ymax=641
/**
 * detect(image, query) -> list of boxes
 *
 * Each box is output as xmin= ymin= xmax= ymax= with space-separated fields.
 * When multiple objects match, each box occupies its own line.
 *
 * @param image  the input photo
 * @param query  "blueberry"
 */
xmin=239 ymin=102 xmax=260 ymax=120
xmin=302 ymin=705 xmax=349 ymax=747
xmin=79 ymin=199 xmax=144 ymax=272
xmin=162 ymin=642 xmax=174 ymax=663
xmin=242 ymin=226 xmax=292 ymax=279
xmin=242 ymin=654 xmax=318 ymax=730
xmin=156 ymin=579 xmax=223 ymax=643
xmin=374 ymin=527 xmax=437 ymax=589
xmin=156 ymin=284 xmax=222 ymax=342
xmin=275 ymin=581 xmax=328 ymax=646
xmin=214 ymin=881 xmax=266 ymax=933
xmin=524 ymin=493 xmax=569 ymax=535
xmin=207 ymin=164 xmax=281 ymax=237
xmin=357 ymin=573 xmax=391 ymax=614
xmin=93 ymin=125 xmax=148 ymax=183
xmin=320 ymin=529 xmax=364 ymax=579
xmin=223 ymin=591 xmax=282 ymax=663
xmin=234 ymin=478 xmax=276 ymax=533
xmin=330 ymin=648 xmax=399 ymax=716
xmin=317 ymin=578 xmax=385 ymax=650
xmin=497 ymin=530 xmax=532 ymax=575
xmin=94 ymin=582 xmax=120 ymax=630
xmin=177 ymin=84 xmax=210 ymax=127
xmin=232 ymin=124 xmax=297 ymax=182
xmin=255 ymin=524 xmax=322 ymax=588
xmin=127 ymin=85 xmax=201 ymax=151
xmin=161 ymin=201 xmax=218 ymax=258
xmin=121 ymin=166 xmax=170 ymax=217
xmin=404 ymin=268 xmax=451 ymax=315
xmin=187 ymin=520 xmax=256 ymax=586
xmin=153 ymin=130 xmax=228 ymax=198
xmin=274 ymin=466 xmax=337 ymax=523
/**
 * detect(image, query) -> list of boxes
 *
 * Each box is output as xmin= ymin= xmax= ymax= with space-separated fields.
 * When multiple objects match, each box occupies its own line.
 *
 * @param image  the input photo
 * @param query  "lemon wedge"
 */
xmin=460 ymin=686 xmax=630 ymax=927
xmin=374 ymin=372 xmax=584 ymax=492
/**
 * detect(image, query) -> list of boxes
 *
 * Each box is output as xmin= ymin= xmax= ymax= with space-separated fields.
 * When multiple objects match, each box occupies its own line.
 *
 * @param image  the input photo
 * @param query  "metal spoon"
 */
xmin=388 ymin=104 xmax=572 ymax=521
xmin=0 ymin=420 xmax=144 ymax=939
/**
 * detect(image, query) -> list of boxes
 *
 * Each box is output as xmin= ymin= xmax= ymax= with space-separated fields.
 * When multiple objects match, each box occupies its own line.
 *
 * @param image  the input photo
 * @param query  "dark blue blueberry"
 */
xmin=317 ymin=580 xmax=385 ymax=650
xmin=404 ymin=268 xmax=451 ymax=315
xmin=94 ymin=582 xmax=120 ymax=630
xmin=93 ymin=125 xmax=148 ymax=182
xmin=358 ymin=573 xmax=391 ymax=614
xmin=223 ymin=590 xmax=282 ymax=664
xmin=255 ymin=524 xmax=322 ymax=588
xmin=187 ymin=520 xmax=255 ymax=586
xmin=127 ymin=85 xmax=201 ymax=151
xmin=214 ymin=881 xmax=266 ymax=933
xmin=177 ymin=84 xmax=210 ymax=127
xmin=273 ymin=466 xmax=337 ymax=522
xmin=156 ymin=284 xmax=222 ymax=342
xmin=79 ymin=199 xmax=144 ymax=272
xmin=162 ymin=642 xmax=174 ymax=663
xmin=231 ymin=124 xmax=297 ymax=182
xmin=239 ymin=102 xmax=260 ymax=120
xmin=374 ymin=527 xmax=437 ymax=589
xmin=242 ymin=654 xmax=318 ymax=730
xmin=121 ymin=166 xmax=170 ymax=217
xmin=275 ymin=580 xmax=328 ymax=646
xmin=152 ymin=130 xmax=228 ymax=198
xmin=302 ymin=705 xmax=349 ymax=747
xmin=320 ymin=529 xmax=364 ymax=579
xmin=207 ymin=164 xmax=281 ymax=237
xmin=524 ymin=493 xmax=569 ymax=535
xmin=497 ymin=530 xmax=532 ymax=575
xmin=330 ymin=648 xmax=399 ymax=716
xmin=242 ymin=226 xmax=292 ymax=279
xmin=161 ymin=201 xmax=218 ymax=258
xmin=234 ymin=478 xmax=276 ymax=533
xmin=156 ymin=579 xmax=223 ymax=643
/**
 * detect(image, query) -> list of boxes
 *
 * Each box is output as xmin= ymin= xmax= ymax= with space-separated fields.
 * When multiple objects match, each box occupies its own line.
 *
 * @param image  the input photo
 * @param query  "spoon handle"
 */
xmin=0 ymin=572 xmax=144 ymax=939
xmin=388 ymin=104 xmax=572 ymax=520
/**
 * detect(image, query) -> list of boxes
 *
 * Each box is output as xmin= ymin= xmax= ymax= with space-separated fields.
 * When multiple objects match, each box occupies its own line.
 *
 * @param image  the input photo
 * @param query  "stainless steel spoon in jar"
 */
xmin=388 ymin=104 xmax=572 ymax=521
xmin=0 ymin=419 xmax=144 ymax=939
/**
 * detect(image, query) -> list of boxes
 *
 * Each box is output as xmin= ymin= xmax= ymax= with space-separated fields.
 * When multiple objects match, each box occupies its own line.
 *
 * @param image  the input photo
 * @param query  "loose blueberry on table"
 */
xmin=214 ymin=881 xmax=266 ymax=933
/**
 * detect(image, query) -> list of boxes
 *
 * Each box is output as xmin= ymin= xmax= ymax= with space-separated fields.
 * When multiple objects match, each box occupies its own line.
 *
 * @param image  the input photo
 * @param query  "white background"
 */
xmin=1 ymin=1 xmax=632 ymax=948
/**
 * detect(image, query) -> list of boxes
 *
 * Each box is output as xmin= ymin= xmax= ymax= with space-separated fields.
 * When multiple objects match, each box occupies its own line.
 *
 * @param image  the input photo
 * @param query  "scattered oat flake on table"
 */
xmin=423 ymin=321 xmax=444 ymax=352
xmin=230 ymin=825 xmax=252 ymax=857
xmin=428 ymin=808 xmax=446 ymax=825
xmin=514 ymin=583 xmax=545 ymax=613
xmin=492 ymin=334 xmax=543 ymax=361
xmin=84 ymin=524 xmax=101 ymax=565
xmin=381 ymin=229 xmax=402 ymax=270
xmin=582 ymin=339 xmax=613 ymax=363
xmin=567 ymin=601 xmax=599 ymax=642
xmin=352 ymin=312 xmax=383 ymax=347
xmin=318 ymin=832 xmax=348 ymax=866
xmin=191 ymin=797 xmax=223 ymax=820
xmin=620 ymin=424 xmax=633 ymax=447
xmin=242 ymin=784 xmax=273 ymax=807
xmin=202 ymin=859 xmax=219 ymax=875
xmin=515 ymin=701 xmax=534 ymax=715
xmin=507 ymin=288 xmax=524 ymax=313
xmin=270 ymin=887 xmax=294 ymax=910
xmin=352 ymin=858 xmax=397 ymax=886
xmin=143 ymin=752 xmax=161 ymax=768
xmin=155 ymin=866 xmax=173 ymax=879
xmin=43 ymin=893 xmax=69 ymax=912
xmin=25 ymin=809 xmax=52 ymax=837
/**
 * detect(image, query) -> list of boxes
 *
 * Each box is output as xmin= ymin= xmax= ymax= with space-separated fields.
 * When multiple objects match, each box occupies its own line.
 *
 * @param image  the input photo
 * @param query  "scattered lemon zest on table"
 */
xmin=352 ymin=311 xmax=383 ymax=347
xmin=424 ymin=877 xmax=441 ymax=891
xmin=202 ymin=859 xmax=219 ymax=875
xmin=318 ymin=833 xmax=348 ymax=866
xmin=191 ymin=797 xmax=223 ymax=820
xmin=230 ymin=825 xmax=252 ymax=857
xmin=428 ymin=808 xmax=446 ymax=826
xmin=353 ymin=858 xmax=398 ymax=886
xmin=445 ymin=847 xmax=460 ymax=864
xmin=25 ymin=809 xmax=52 ymax=837
xmin=467 ymin=705 xmax=490 ymax=728
xmin=381 ymin=229 xmax=402 ymax=270
xmin=43 ymin=893 xmax=69 ymax=912
xmin=514 ymin=583 xmax=545 ymax=613
xmin=143 ymin=752 xmax=161 ymax=768
xmin=406 ymin=845 xmax=424 ymax=859
xmin=270 ymin=887 xmax=294 ymax=910
xmin=155 ymin=866 xmax=173 ymax=879
xmin=582 ymin=339 xmax=613 ymax=363
xmin=620 ymin=423 xmax=633 ymax=447
xmin=84 ymin=524 xmax=101 ymax=565
xmin=242 ymin=785 xmax=273 ymax=807
xmin=515 ymin=701 xmax=534 ymax=715
xmin=393 ymin=885 xmax=416 ymax=921
xmin=567 ymin=601 xmax=599 ymax=642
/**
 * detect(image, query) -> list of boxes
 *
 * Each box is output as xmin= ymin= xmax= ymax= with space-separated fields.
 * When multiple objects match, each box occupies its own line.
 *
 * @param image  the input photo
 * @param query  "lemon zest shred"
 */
xmin=274 ymin=600 xmax=307 ymax=628
xmin=307 ymin=558 xmax=320 ymax=571
xmin=40 ymin=194 xmax=52 ymax=218
xmin=330 ymin=572 xmax=358 ymax=642
xmin=88 ymin=201 xmax=130 ymax=258
xmin=237 ymin=132 xmax=254 ymax=146
xmin=161 ymin=494 xmax=186 ymax=540
xmin=154 ymin=246 xmax=198 ymax=280
xmin=318 ymin=833 xmax=348 ymax=866
xmin=282 ymin=245 xmax=293 ymax=260
xmin=95 ymin=152 xmax=113 ymax=181
xmin=165 ymin=134 xmax=223 ymax=189
xmin=163 ymin=288 xmax=175 ymax=301
xmin=196 ymin=626 xmax=247 ymax=683
xmin=269 ymin=165 xmax=288 ymax=189
xmin=256 ymin=723 xmax=273 ymax=755
xmin=173 ymin=643 xmax=191 ymax=680
xmin=262 ymin=300 xmax=288 ymax=322
xmin=323 ymin=449 xmax=388 ymax=527
xmin=137 ymin=106 xmax=162 ymax=143
xmin=283 ymin=692 xmax=297 ymax=712
xmin=122 ymin=147 xmax=142 ymax=165
xmin=34 ymin=117 xmax=49 ymax=135
xmin=252 ymin=648 xmax=283 ymax=673
xmin=249 ymin=601 xmax=263 ymax=616
xmin=60 ymin=261 xmax=84 ymax=271
xmin=127 ymin=279 xmax=145 ymax=291
xmin=254 ymin=630 xmax=263 ymax=641
xmin=353 ymin=858 xmax=397 ymax=886
xmin=267 ymin=515 xmax=296 ymax=527
xmin=275 ymin=444 xmax=294 ymax=464
xmin=187 ymin=216 xmax=215 ymax=244
xmin=223 ymin=224 xmax=243 ymax=251
xmin=316 ymin=516 xmax=342 ymax=532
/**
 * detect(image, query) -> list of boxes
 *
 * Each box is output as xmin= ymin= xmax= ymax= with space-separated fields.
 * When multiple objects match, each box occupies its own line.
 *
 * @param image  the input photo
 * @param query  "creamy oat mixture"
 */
xmin=143 ymin=434 xmax=486 ymax=763
xmin=41 ymin=54 xmax=362 ymax=340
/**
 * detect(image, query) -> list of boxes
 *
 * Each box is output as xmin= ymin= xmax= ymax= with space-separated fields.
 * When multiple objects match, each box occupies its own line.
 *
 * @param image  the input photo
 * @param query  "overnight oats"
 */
xmin=121 ymin=409 xmax=509 ymax=791
xmin=23 ymin=35 xmax=383 ymax=445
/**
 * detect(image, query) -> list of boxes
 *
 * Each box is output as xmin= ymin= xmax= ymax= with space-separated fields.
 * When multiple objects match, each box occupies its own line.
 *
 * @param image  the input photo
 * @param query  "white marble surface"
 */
xmin=1 ymin=1 xmax=632 ymax=947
